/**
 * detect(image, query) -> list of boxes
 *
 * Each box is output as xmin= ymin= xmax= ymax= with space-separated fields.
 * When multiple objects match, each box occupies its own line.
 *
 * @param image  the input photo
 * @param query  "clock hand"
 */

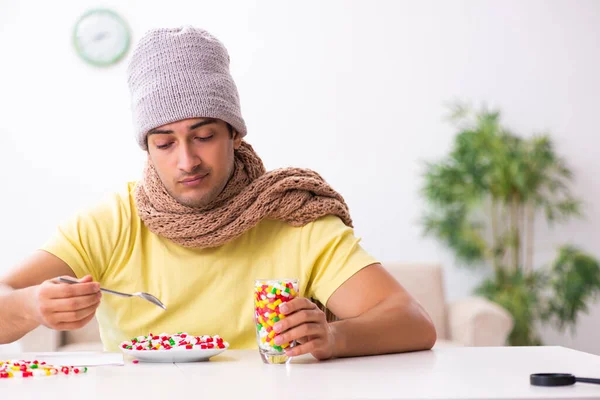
xmin=93 ymin=32 xmax=109 ymax=42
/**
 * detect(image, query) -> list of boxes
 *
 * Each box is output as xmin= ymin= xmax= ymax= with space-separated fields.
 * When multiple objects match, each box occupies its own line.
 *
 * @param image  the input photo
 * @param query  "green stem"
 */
xmin=511 ymin=193 xmax=520 ymax=272
xmin=519 ymin=201 xmax=525 ymax=270
xmin=490 ymin=197 xmax=500 ymax=275
xmin=526 ymin=202 xmax=535 ymax=274
xmin=500 ymin=202 xmax=509 ymax=268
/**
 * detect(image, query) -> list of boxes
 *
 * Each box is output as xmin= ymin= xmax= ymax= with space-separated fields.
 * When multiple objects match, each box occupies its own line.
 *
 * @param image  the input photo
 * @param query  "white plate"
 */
xmin=121 ymin=346 xmax=228 ymax=363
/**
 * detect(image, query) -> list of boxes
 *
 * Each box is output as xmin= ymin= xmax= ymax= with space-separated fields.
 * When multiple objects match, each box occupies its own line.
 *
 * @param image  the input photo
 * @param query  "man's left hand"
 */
xmin=273 ymin=297 xmax=335 ymax=360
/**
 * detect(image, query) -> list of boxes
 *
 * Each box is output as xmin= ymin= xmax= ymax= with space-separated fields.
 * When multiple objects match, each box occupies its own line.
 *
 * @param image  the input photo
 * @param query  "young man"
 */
xmin=0 ymin=27 xmax=435 ymax=360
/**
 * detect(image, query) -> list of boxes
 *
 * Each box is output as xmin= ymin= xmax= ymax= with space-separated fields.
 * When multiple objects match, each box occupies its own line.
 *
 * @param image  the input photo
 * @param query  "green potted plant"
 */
xmin=421 ymin=101 xmax=600 ymax=346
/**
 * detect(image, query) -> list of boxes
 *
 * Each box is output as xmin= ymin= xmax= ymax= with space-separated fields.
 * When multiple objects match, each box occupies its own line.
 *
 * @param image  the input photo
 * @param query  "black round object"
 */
xmin=530 ymin=373 xmax=576 ymax=387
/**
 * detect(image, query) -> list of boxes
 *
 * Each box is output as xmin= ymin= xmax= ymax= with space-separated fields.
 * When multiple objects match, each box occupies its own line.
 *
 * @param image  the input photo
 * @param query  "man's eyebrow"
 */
xmin=148 ymin=119 xmax=218 ymax=135
xmin=148 ymin=128 xmax=173 ymax=135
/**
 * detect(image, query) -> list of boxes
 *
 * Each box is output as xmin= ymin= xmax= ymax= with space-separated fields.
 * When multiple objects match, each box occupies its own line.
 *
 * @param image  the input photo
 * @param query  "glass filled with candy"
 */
xmin=253 ymin=278 xmax=299 ymax=364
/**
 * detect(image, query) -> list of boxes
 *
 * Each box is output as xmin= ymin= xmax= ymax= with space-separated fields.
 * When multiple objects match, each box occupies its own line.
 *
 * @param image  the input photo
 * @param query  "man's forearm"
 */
xmin=330 ymin=293 xmax=436 ymax=358
xmin=0 ymin=284 xmax=39 ymax=344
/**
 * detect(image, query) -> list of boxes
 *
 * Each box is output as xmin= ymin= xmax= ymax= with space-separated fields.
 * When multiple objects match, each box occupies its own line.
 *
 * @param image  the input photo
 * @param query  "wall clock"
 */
xmin=73 ymin=9 xmax=131 ymax=67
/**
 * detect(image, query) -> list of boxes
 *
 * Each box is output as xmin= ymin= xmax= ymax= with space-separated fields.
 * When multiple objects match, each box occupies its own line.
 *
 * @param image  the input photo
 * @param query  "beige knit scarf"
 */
xmin=134 ymin=141 xmax=353 ymax=248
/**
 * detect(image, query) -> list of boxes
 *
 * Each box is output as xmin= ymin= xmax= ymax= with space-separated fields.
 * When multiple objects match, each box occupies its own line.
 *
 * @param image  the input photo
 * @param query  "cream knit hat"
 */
xmin=127 ymin=26 xmax=247 ymax=150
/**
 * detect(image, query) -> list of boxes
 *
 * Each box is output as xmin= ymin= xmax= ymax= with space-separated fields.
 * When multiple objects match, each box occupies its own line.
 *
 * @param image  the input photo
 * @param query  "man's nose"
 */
xmin=177 ymin=143 xmax=201 ymax=173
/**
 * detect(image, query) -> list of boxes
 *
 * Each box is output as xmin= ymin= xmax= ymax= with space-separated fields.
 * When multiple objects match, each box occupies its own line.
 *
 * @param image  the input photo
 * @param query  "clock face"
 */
xmin=73 ymin=9 xmax=130 ymax=67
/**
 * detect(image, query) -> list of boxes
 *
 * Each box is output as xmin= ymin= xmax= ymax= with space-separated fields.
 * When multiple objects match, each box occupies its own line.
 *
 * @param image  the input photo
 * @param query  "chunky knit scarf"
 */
xmin=134 ymin=141 xmax=353 ymax=248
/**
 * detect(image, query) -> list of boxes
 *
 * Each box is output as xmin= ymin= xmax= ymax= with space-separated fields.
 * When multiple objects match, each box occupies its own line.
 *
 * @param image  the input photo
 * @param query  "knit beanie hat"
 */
xmin=127 ymin=26 xmax=247 ymax=150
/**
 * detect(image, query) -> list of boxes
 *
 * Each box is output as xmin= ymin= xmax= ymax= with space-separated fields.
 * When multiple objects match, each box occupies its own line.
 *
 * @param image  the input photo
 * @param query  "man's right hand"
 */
xmin=29 ymin=275 xmax=102 ymax=330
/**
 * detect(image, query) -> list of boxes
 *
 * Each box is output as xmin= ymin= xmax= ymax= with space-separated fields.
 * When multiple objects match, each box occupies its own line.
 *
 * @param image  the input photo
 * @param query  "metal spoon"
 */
xmin=58 ymin=276 xmax=167 ymax=310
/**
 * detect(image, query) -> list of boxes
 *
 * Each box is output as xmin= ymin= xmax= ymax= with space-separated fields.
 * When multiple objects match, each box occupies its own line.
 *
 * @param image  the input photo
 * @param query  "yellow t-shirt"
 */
xmin=41 ymin=183 xmax=378 ymax=352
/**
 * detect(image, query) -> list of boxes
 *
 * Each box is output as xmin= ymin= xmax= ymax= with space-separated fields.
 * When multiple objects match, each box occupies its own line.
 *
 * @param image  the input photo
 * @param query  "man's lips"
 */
xmin=179 ymin=174 xmax=208 ymax=185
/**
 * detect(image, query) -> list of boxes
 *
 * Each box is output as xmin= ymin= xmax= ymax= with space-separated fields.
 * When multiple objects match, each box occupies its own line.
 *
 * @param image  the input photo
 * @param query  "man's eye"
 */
xmin=156 ymin=142 xmax=173 ymax=149
xmin=196 ymin=135 xmax=214 ymax=142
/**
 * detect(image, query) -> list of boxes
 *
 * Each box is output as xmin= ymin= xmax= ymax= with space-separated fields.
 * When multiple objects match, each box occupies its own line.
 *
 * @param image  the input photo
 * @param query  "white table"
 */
xmin=2 ymin=346 xmax=600 ymax=399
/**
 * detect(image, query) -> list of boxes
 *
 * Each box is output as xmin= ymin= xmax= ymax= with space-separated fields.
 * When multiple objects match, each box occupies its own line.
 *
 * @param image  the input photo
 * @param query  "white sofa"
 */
xmin=383 ymin=262 xmax=513 ymax=347
xmin=17 ymin=262 xmax=513 ymax=352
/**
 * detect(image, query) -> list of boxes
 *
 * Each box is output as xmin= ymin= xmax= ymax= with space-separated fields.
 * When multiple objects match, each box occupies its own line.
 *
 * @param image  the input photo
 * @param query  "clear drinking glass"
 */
xmin=253 ymin=278 xmax=299 ymax=364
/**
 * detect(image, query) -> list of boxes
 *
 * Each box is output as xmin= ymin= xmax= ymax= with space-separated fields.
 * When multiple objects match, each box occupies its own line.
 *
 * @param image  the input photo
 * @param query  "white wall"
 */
xmin=1 ymin=0 xmax=599 ymax=353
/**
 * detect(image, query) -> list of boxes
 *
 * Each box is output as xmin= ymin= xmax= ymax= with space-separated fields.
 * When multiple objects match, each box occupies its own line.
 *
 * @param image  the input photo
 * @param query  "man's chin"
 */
xmin=174 ymin=190 xmax=214 ymax=208
xmin=177 ymin=196 xmax=210 ymax=208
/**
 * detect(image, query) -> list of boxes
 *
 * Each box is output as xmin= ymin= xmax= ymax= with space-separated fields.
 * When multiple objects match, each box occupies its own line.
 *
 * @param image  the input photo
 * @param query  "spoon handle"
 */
xmin=57 ymin=277 xmax=132 ymax=298
xmin=99 ymin=288 xmax=132 ymax=298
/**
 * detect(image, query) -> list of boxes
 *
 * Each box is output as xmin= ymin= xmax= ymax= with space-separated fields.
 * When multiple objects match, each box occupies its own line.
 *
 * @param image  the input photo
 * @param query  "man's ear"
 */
xmin=233 ymin=130 xmax=242 ymax=149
